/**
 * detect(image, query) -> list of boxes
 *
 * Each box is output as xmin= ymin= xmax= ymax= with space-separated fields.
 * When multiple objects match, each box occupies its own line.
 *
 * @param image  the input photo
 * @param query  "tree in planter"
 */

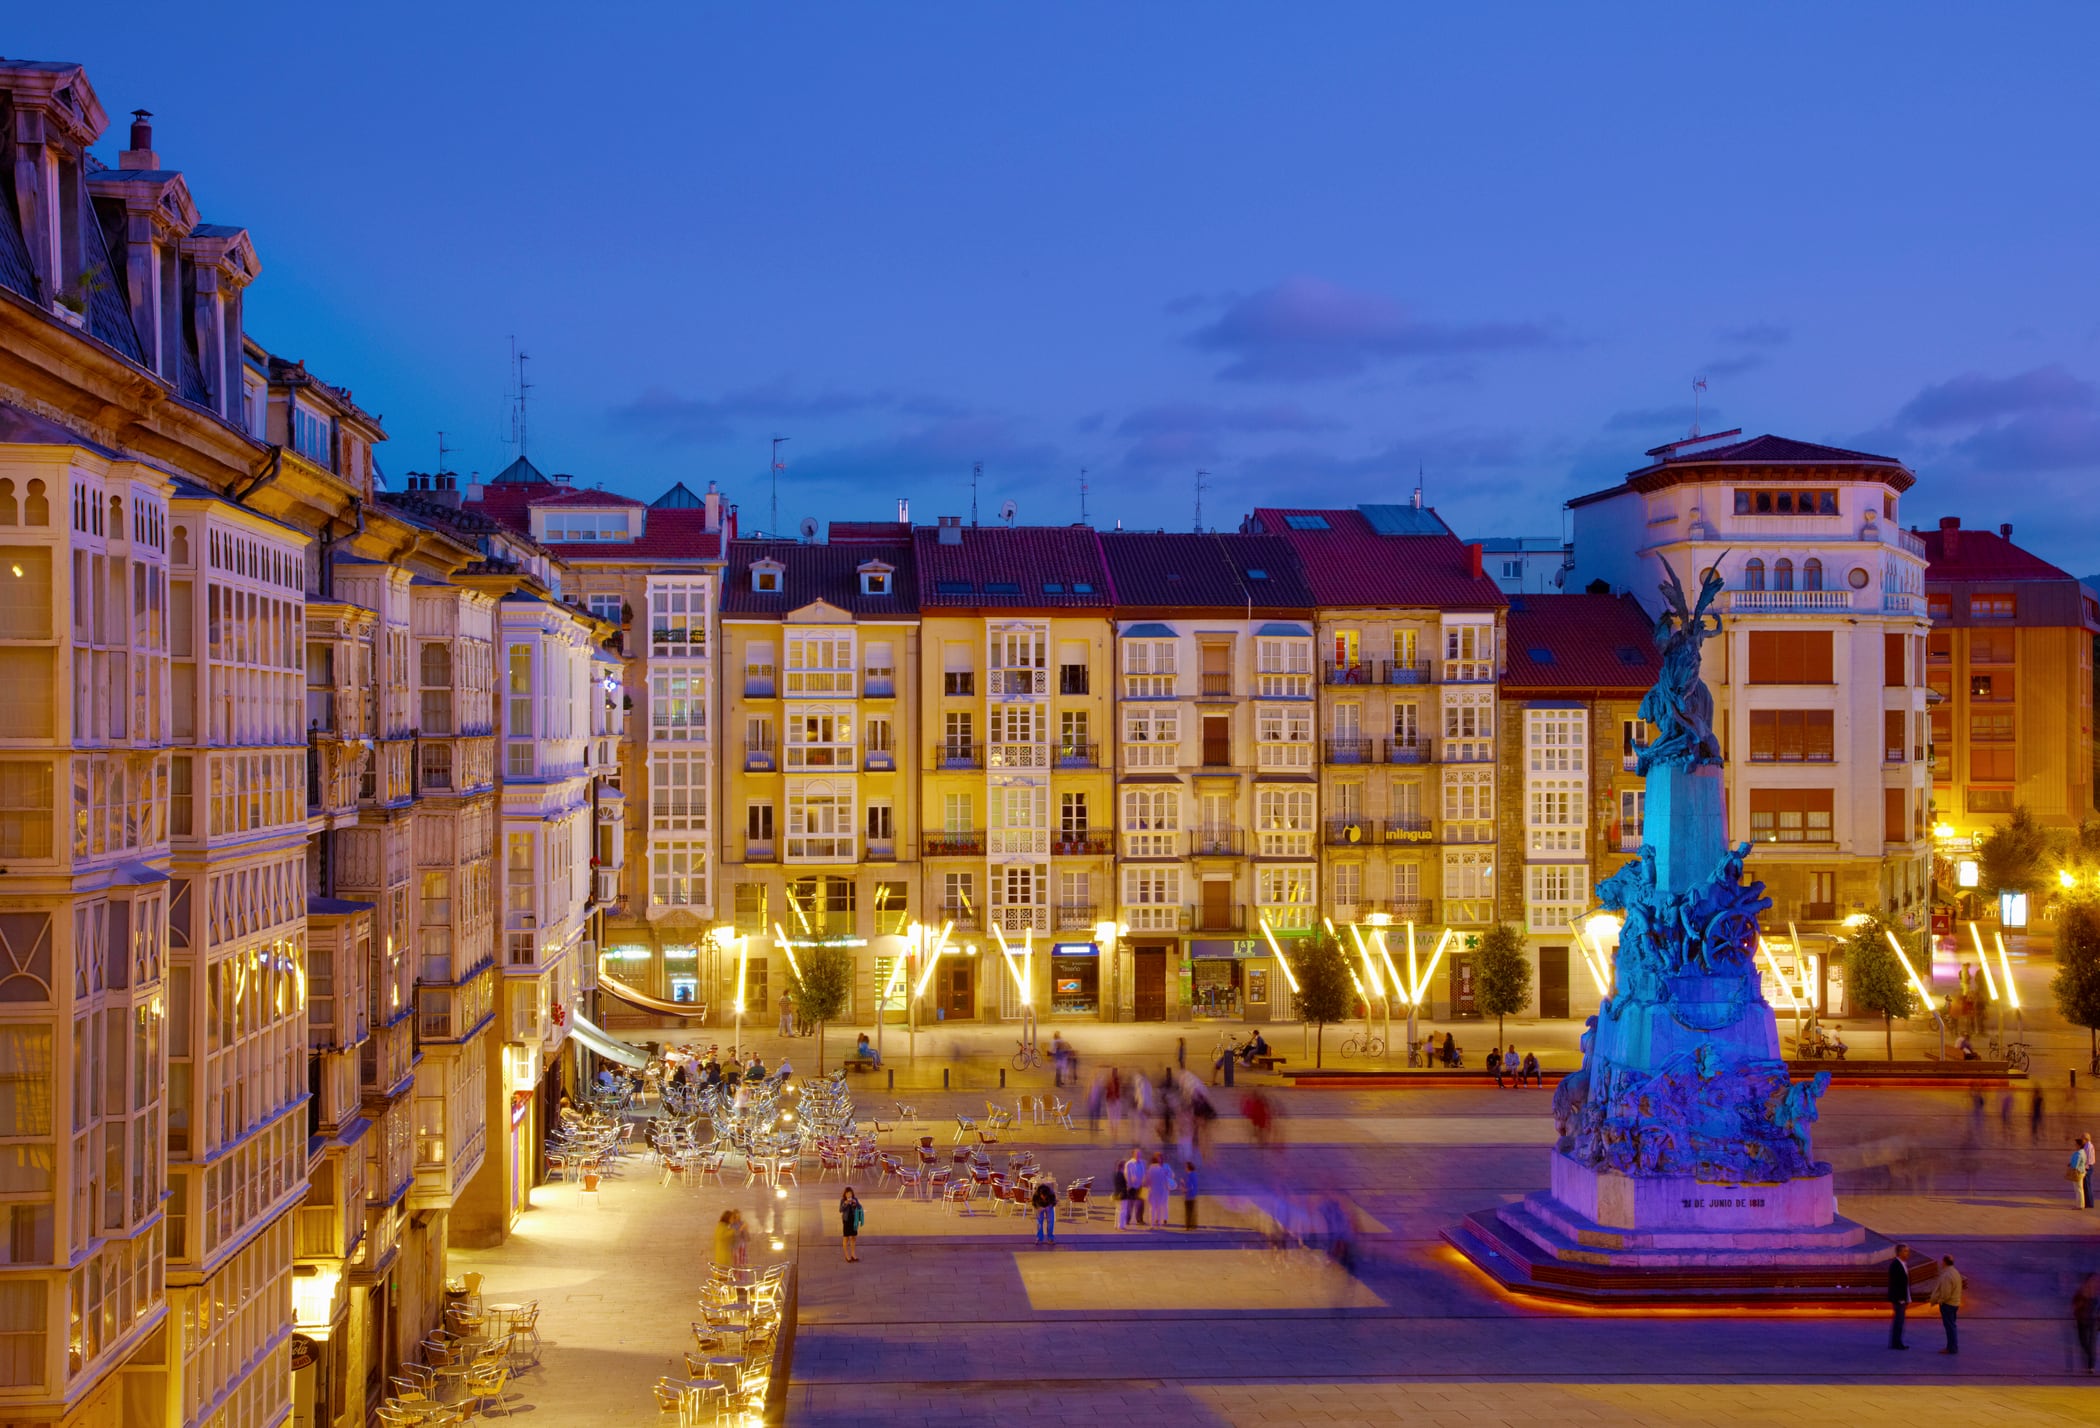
xmin=788 ymin=947 xmax=854 ymax=1073
xmin=1291 ymin=933 xmax=1354 ymax=1069
xmin=1842 ymin=915 xmax=1920 ymax=1060
xmin=2051 ymin=896 xmax=2100 ymax=1066
xmin=1474 ymin=923 xmax=1533 ymax=1049
xmin=1978 ymin=805 xmax=2051 ymax=904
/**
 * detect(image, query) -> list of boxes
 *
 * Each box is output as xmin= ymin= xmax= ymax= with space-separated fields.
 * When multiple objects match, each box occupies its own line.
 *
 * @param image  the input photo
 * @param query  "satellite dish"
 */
xmin=798 ymin=516 xmax=819 ymax=540
xmin=999 ymin=499 xmax=1017 ymax=525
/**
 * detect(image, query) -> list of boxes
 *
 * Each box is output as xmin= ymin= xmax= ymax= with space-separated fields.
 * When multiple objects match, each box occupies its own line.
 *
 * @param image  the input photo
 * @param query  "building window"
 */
xmin=1969 ymin=746 xmax=2014 ymax=781
xmin=1059 ymin=662 xmax=1089 ymax=695
xmin=1255 ymin=865 xmax=1314 ymax=911
xmin=1746 ymin=631 xmax=1834 ymax=684
xmin=649 ymin=580 xmax=708 ymax=656
xmin=1748 ymin=710 xmax=1836 ymax=762
xmin=1527 ymin=710 xmax=1585 ymax=772
xmin=943 ymin=711 xmax=975 ymax=759
xmin=1527 ymin=864 xmax=1585 ymax=933
xmin=785 ymin=634 xmax=854 ymax=695
xmin=866 ymin=802 xmax=895 ymax=844
xmin=1969 ymin=593 xmax=2016 ymax=620
xmin=1744 ymin=558 xmax=1766 ymax=591
xmin=785 ymin=706 xmax=854 ymax=769
xmin=1734 ymin=488 xmax=1837 ymax=515
xmin=1773 ymin=558 xmax=1794 ymax=592
xmin=746 ymin=803 xmax=775 ymax=842
xmin=866 ymin=716 xmax=892 ymax=753
xmin=733 ymin=882 xmax=767 ymax=933
xmin=587 ymin=593 xmax=624 ymax=623
xmin=859 ymin=565 xmax=891 ymax=595
xmin=1620 ymin=789 xmax=1645 ymax=848
xmin=1966 ymin=786 xmax=2014 ymax=814
xmin=649 ymin=841 xmax=706 ymax=906
xmin=1124 ymin=638 xmax=1178 ymax=697
xmin=543 ymin=511 xmax=630 ymax=542
xmin=942 ymin=872 xmax=976 ymax=917
xmin=1122 ymin=788 xmax=1180 ymax=856
xmin=650 ymin=670 xmax=706 ymax=741
xmin=1256 ymin=636 xmax=1313 ymax=697
xmin=1527 ymin=780 xmax=1584 ymax=855
xmin=1802 ymin=558 xmax=1823 ymax=592
xmin=942 ymin=793 xmax=973 ymax=832
xmin=1501 ymin=559 xmax=1523 ymax=579
xmin=752 ymin=562 xmax=783 ymax=593
xmin=1747 ymin=787 xmax=1834 ymax=844
xmin=1255 ymin=788 xmax=1314 ymax=857
xmin=292 ymin=406 xmax=332 ymax=466
xmin=1122 ymin=706 xmax=1179 ymax=767
xmin=649 ymin=750 xmax=708 ymax=832
xmin=786 ymin=780 xmax=853 ymax=860
xmin=743 ymin=641 xmax=776 ymax=694
xmin=864 ymin=641 xmax=895 ymax=693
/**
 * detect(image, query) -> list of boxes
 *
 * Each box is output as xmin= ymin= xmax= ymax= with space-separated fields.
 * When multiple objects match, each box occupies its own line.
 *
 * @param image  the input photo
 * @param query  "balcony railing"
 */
xmin=994 ymin=905 xmax=1049 ymax=934
xmin=931 ymin=743 xmax=984 ymax=770
xmin=1323 ymin=818 xmax=1377 ymax=846
xmin=864 ymin=675 xmax=897 ymax=698
xmin=1054 ymin=902 xmax=1098 ymax=932
xmin=1726 ymin=590 xmax=1853 ymax=613
xmin=593 ymin=866 xmax=620 ymax=905
xmin=1894 ymin=527 xmax=1928 ymax=557
xmin=938 ymin=902 xmax=983 ymax=931
xmin=1383 ymin=815 xmax=1434 ymax=843
xmin=1440 ymin=661 xmax=1495 ymax=684
xmin=1189 ymin=826 xmax=1244 ymax=856
xmin=989 ymin=742 xmax=1047 ymax=769
xmin=1199 ymin=673 xmax=1233 ymax=697
xmin=866 ymin=838 xmax=897 ymax=862
xmin=742 ymin=673 xmax=776 ymax=698
xmin=864 ymin=749 xmax=897 ymax=772
xmin=743 ymin=745 xmax=777 ymax=773
xmin=1384 ymin=898 xmax=1435 ymax=924
xmin=1192 ymin=906 xmax=1247 ymax=934
xmin=742 ymin=837 xmax=778 ymax=863
xmin=1438 ymin=740 xmax=1494 ymax=764
xmin=922 ymin=830 xmax=986 ymax=857
xmin=1882 ymin=593 xmax=1922 ymax=615
xmin=1050 ymin=829 xmax=1114 ymax=856
xmin=1123 ymin=830 xmax=1182 ymax=858
xmin=1323 ymin=737 xmax=1375 ymax=764
xmin=1385 ymin=737 xmax=1431 ymax=765
xmin=994 ymin=668 xmax=1048 ymax=697
xmin=1053 ymin=742 xmax=1100 ymax=769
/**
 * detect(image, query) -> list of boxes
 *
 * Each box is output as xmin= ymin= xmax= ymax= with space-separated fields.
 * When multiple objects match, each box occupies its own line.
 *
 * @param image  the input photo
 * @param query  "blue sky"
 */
xmin=20 ymin=4 xmax=2100 ymax=567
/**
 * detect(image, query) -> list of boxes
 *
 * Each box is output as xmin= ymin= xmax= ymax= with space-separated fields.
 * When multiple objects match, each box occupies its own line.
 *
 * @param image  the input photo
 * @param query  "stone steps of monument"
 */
xmin=1501 ymin=1197 xmax=1886 ymax=1269
xmin=1444 ymin=1207 xmax=1909 ymax=1305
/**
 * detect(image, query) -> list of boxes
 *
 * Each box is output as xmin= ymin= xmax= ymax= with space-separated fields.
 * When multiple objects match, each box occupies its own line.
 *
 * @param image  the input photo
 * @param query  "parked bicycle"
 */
xmin=1011 ymin=1039 xmax=1042 ymax=1072
xmin=1339 ymin=1032 xmax=1385 ymax=1059
xmin=1999 ymin=1040 xmax=2030 ymax=1073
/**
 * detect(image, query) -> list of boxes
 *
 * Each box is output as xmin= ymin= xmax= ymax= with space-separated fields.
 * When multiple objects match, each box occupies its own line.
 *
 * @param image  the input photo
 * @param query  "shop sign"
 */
xmin=1386 ymin=827 xmax=1435 ymax=844
xmin=1050 ymin=942 xmax=1099 ymax=957
xmin=510 ymin=1091 xmax=532 ymax=1126
xmin=1929 ymin=906 xmax=1953 ymax=936
xmin=1191 ymin=939 xmax=1264 ymax=959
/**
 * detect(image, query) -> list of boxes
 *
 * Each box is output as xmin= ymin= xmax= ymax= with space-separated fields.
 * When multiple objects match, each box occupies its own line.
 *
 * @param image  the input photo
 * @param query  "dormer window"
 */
xmin=292 ymin=405 xmax=332 ymax=467
xmin=752 ymin=559 xmax=785 ymax=593
xmin=543 ymin=511 xmax=633 ymax=543
xmin=858 ymin=562 xmax=893 ymax=596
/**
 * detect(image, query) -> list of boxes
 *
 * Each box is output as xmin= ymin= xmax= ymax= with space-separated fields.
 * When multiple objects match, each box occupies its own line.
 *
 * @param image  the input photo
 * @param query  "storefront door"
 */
xmin=939 ymin=960 xmax=975 ymax=1020
xmin=1538 ymin=946 xmax=1569 ymax=1018
xmin=1133 ymin=947 xmax=1167 ymax=1021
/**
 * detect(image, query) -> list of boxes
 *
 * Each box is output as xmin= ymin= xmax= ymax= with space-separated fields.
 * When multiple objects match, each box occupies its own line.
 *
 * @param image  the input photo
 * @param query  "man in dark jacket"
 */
xmin=1886 ymin=1242 xmax=1912 ymax=1349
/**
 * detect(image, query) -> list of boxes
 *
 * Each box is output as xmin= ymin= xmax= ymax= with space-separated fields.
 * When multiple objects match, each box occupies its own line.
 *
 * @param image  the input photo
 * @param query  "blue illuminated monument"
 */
xmin=1450 ymin=563 xmax=1897 ymax=1299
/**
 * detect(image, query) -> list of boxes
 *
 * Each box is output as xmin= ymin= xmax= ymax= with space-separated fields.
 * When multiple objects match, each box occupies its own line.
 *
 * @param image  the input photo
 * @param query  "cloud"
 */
xmin=611 ymin=379 xmax=961 ymax=445
xmin=1115 ymin=401 xmax=1330 ymax=439
xmin=793 ymin=415 xmax=1061 ymax=491
xmin=1702 ymin=353 xmax=1767 ymax=379
xmin=1893 ymin=365 xmax=2098 ymax=431
xmin=1604 ymin=404 xmax=1714 ymax=434
xmin=1717 ymin=322 xmax=1790 ymax=348
xmin=1185 ymin=276 xmax=1559 ymax=383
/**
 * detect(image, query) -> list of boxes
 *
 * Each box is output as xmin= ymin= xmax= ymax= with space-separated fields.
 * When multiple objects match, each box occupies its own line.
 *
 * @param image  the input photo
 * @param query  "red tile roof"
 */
xmin=542 ymin=506 xmax=727 ymax=562
xmin=1244 ymin=507 xmax=1505 ymax=609
xmin=911 ymin=526 xmax=1115 ymax=608
xmin=1501 ymin=594 xmax=1659 ymax=697
xmin=526 ymin=486 xmax=647 ymax=509
xmin=827 ymin=521 xmax=913 ymax=545
xmin=1919 ymin=523 xmax=2073 ymax=582
xmin=721 ymin=540 xmax=918 ymax=616
xmin=1097 ymin=532 xmax=1314 ymax=611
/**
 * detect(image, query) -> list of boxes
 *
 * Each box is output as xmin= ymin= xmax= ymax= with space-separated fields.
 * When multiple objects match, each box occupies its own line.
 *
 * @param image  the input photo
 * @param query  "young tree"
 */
xmin=788 ymin=947 xmax=854 ymax=1073
xmin=1475 ymin=923 xmax=1533 ymax=1048
xmin=2051 ymin=897 xmax=2100 ymax=1064
xmin=1978 ymin=805 xmax=2050 ymax=902
xmin=1291 ymin=933 xmax=1353 ymax=1069
xmin=1843 ymin=916 xmax=1920 ymax=1060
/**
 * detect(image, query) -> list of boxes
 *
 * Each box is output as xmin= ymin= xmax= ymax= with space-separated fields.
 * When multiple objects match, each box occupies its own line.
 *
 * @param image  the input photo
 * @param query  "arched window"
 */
xmin=1774 ymin=558 xmax=1794 ymax=592
xmin=1803 ymin=558 xmax=1824 ymax=592
xmin=1744 ymin=559 xmax=1766 ymax=591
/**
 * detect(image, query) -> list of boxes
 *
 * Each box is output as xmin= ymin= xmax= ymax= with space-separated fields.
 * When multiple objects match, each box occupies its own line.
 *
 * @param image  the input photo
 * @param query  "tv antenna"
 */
xmin=1691 ymin=376 xmax=1708 ymax=438
xmin=770 ymin=435 xmax=790 ymax=535
xmin=1194 ymin=469 xmax=1210 ymax=532
xmin=971 ymin=461 xmax=982 ymax=527
xmin=436 ymin=429 xmax=451 ymax=478
xmin=1079 ymin=467 xmax=1089 ymax=524
xmin=998 ymin=499 xmax=1017 ymax=527
xmin=512 ymin=341 xmax=532 ymax=458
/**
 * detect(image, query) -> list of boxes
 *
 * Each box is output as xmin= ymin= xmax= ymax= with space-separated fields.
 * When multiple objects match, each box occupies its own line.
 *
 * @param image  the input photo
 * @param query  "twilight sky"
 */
xmin=20 ymin=4 xmax=2100 ymax=568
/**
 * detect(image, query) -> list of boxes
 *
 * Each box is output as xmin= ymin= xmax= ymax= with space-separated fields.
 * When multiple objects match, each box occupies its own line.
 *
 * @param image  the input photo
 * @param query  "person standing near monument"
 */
xmin=1885 ymin=1243 xmax=1912 ymax=1349
xmin=2073 ymin=1138 xmax=2094 ymax=1207
xmin=2084 ymin=1134 xmax=2098 ymax=1208
xmin=1929 ymin=1255 xmax=1964 ymax=1354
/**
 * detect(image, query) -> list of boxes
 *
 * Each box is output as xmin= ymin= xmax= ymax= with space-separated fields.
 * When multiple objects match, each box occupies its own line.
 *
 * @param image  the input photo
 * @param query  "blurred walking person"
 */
xmin=1930 ymin=1255 xmax=1963 ymax=1354
xmin=2072 ymin=1138 xmax=2094 ymax=1207
xmin=1144 ymin=1152 xmax=1173 ymax=1228
xmin=2074 ymin=1271 xmax=2098 ymax=1374
xmin=1118 ymin=1147 xmax=1144 ymax=1230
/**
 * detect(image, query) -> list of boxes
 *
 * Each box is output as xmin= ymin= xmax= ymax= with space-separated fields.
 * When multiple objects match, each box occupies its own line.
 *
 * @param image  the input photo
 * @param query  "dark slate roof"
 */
xmin=1244 ymin=507 xmax=1506 ymax=610
xmin=911 ymin=526 xmax=1115 ymax=608
xmin=828 ymin=520 xmax=914 ymax=545
xmin=1358 ymin=504 xmax=1455 ymax=536
xmin=1920 ymin=523 xmax=2074 ymax=583
xmin=1501 ymin=594 xmax=1659 ymax=697
xmin=0 ymin=401 xmax=121 ymax=457
xmin=491 ymin=455 xmax=549 ymax=484
xmin=528 ymin=485 xmax=646 ymax=509
xmin=1573 ymin=433 xmax=1916 ymax=507
xmin=1097 ymin=531 xmax=1314 ymax=612
xmin=721 ymin=540 xmax=918 ymax=617
xmin=651 ymin=481 xmax=706 ymax=509
xmin=307 ymin=895 xmax=376 ymax=917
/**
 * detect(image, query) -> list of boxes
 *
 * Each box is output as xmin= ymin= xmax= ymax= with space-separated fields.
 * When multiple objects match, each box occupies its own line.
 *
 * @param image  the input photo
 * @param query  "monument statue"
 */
xmin=1449 ymin=559 xmax=1900 ymax=1302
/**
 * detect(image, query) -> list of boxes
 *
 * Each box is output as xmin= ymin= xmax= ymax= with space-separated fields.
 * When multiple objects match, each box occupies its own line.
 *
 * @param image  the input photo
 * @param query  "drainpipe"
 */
xmin=231 ymin=444 xmax=284 ymax=505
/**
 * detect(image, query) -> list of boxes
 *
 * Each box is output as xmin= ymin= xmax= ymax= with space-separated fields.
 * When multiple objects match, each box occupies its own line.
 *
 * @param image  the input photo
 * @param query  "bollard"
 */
xmin=943 ymin=1067 xmax=950 ymax=1089
xmin=887 ymin=1067 xmax=894 ymax=1091
xmin=1000 ymin=1067 xmax=1006 ymax=1088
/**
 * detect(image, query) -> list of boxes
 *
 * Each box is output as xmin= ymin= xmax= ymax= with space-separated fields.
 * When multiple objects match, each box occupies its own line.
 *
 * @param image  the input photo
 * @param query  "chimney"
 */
xmin=703 ymin=479 xmax=722 ymax=534
xmin=1466 ymin=542 xmax=1484 ymax=579
xmin=898 ymin=498 xmax=910 ymax=524
xmin=119 ymin=109 xmax=158 ymax=170
xmin=430 ymin=472 xmax=461 ymax=510
xmin=938 ymin=515 xmax=963 ymax=546
xmin=1939 ymin=515 xmax=1960 ymax=558
xmin=467 ymin=472 xmax=484 ymax=502
xmin=1999 ymin=522 xmax=2013 ymax=541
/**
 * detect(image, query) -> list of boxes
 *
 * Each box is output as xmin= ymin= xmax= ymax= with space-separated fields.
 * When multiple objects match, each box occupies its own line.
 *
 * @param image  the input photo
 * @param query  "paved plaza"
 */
xmin=453 ymin=1025 xmax=2100 ymax=1425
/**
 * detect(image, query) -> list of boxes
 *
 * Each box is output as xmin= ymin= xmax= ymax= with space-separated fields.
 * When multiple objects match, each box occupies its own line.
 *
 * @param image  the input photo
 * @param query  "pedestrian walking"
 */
xmin=1143 ymin=1152 xmax=1173 ymax=1228
xmin=1183 ymin=1161 xmax=1199 ymax=1231
xmin=1930 ymin=1255 xmax=1963 ymax=1354
xmin=2071 ymin=1138 xmax=2093 ymax=1206
xmin=1522 ymin=1051 xmax=1542 ymax=1088
xmin=712 ymin=1210 xmax=740 ymax=1271
xmin=2085 ymin=1135 xmax=2097 ymax=1208
xmin=2074 ymin=1271 xmax=2098 ymax=1374
xmin=777 ymin=991 xmax=795 ymax=1038
xmin=1885 ymin=1242 xmax=1912 ymax=1349
xmin=839 ymin=1187 xmax=864 ymax=1262
xmin=1118 ymin=1147 xmax=1144 ymax=1229
xmin=1031 ymin=1178 xmax=1059 ymax=1246
xmin=1487 ymin=1046 xmax=1504 ymax=1087
xmin=2031 ymin=1086 xmax=2046 ymax=1143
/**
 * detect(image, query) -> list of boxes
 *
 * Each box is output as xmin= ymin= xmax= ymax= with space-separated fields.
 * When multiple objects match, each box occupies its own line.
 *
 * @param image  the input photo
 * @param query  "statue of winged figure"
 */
xmin=1636 ymin=556 xmax=1727 ymax=774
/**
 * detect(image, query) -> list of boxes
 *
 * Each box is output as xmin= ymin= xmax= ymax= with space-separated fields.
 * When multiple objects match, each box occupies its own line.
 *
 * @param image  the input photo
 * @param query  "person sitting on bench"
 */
xmin=1239 ymin=1030 xmax=1271 ymax=1065
xmin=852 ymin=1033 xmax=883 ymax=1068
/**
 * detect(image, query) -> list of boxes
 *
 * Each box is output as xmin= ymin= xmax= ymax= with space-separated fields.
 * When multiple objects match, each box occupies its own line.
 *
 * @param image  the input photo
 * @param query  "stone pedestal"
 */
xmin=1644 ymin=762 xmax=1725 ymax=896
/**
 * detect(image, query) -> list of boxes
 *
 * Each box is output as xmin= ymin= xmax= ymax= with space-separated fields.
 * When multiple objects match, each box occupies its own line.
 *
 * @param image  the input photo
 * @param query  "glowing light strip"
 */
xmin=1023 ymin=929 xmax=1034 ymax=1006
xmin=1993 ymin=931 xmax=2020 ymax=1011
xmin=1371 ymin=929 xmax=1406 ymax=1007
xmin=1258 ymin=916 xmax=1300 ymax=993
xmin=1406 ymin=923 xmax=1420 ymax=1009
xmin=1787 ymin=921 xmax=1815 ymax=1003
xmin=991 ymin=926 xmax=1030 ymax=1005
xmin=1885 ymin=929 xmax=1935 ymax=1014
xmin=1569 ymin=919 xmax=1611 ymax=998
xmin=879 ymin=929 xmax=912 ymax=1004
xmin=913 ymin=920 xmax=955 ymax=1000
xmin=1411 ymin=928 xmax=1453 ymax=1006
xmin=1757 ymin=938 xmax=1799 ymax=1011
xmin=1346 ymin=924 xmax=1384 ymax=999
xmin=771 ymin=923 xmax=804 ymax=982
xmin=734 ymin=936 xmax=750 ymax=1015
xmin=1967 ymin=921 xmax=1999 ymax=1000
xmin=781 ymin=881 xmax=815 ymax=936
